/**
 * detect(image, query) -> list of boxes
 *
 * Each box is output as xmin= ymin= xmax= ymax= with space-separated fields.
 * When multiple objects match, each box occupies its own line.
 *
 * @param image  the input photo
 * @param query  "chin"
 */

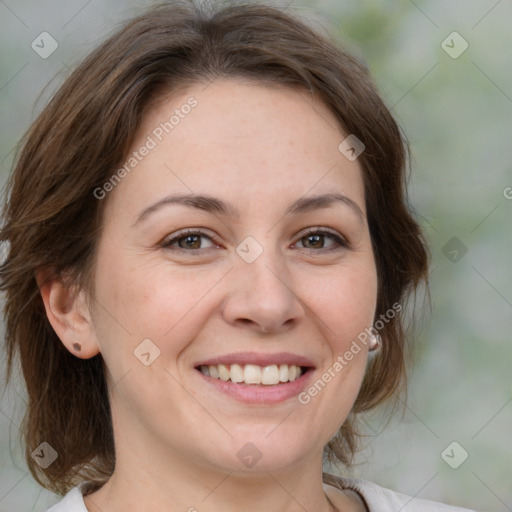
xmin=199 ymin=432 xmax=317 ymax=475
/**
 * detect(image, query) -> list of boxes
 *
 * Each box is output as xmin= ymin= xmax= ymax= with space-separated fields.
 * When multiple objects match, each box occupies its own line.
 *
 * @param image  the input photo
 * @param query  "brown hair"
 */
xmin=0 ymin=0 xmax=429 ymax=496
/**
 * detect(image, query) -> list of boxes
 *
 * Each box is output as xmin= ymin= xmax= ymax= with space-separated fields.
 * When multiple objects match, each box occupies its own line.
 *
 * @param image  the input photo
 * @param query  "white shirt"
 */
xmin=45 ymin=477 xmax=477 ymax=511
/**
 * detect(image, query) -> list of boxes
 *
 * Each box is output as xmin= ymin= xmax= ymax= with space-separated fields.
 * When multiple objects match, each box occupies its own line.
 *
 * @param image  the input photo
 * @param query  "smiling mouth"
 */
xmin=196 ymin=364 xmax=309 ymax=386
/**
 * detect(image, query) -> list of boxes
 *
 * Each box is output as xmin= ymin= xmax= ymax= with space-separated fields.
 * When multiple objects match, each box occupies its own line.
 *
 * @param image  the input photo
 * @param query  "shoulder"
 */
xmin=45 ymin=484 xmax=88 ymax=512
xmin=46 ymin=477 xmax=478 ymax=512
xmin=325 ymin=474 xmax=478 ymax=512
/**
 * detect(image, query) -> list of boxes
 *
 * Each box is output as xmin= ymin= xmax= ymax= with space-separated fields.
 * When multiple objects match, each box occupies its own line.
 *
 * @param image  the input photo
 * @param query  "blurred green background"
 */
xmin=0 ymin=1 xmax=510 ymax=510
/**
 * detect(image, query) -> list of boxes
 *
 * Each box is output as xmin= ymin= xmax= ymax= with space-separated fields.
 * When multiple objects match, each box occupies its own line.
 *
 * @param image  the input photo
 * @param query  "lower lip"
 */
xmin=196 ymin=369 xmax=314 ymax=404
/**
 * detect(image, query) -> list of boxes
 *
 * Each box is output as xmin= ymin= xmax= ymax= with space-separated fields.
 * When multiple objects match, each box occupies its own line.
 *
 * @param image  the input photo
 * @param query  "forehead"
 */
xmin=103 ymin=78 xmax=366 ymax=221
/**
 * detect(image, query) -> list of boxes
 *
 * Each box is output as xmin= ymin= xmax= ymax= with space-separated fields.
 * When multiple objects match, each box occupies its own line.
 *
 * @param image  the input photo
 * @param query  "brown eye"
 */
xmin=161 ymin=230 xmax=216 ymax=251
xmin=177 ymin=235 xmax=202 ymax=249
xmin=301 ymin=233 xmax=327 ymax=249
xmin=295 ymin=229 xmax=348 ymax=252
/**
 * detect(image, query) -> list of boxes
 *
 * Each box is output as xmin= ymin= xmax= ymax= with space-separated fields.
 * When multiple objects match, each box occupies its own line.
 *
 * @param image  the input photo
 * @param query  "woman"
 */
xmin=0 ymin=1 xmax=476 ymax=511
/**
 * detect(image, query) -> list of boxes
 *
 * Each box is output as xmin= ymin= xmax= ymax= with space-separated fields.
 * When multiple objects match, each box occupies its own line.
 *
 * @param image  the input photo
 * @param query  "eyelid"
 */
xmin=160 ymin=227 xmax=350 ymax=253
xmin=160 ymin=228 xmax=220 ymax=250
xmin=293 ymin=227 xmax=350 ymax=251
xmin=295 ymin=226 xmax=346 ymax=242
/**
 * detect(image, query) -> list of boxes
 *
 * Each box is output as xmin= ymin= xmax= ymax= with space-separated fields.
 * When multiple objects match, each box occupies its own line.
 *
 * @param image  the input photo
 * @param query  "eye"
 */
xmin=160 ymin=227 xmax=349 ymax=254
xmin=160 ymin=229 xmax=217 ymax=251
xmin=294 ymin=228 xmax=348 ymax=253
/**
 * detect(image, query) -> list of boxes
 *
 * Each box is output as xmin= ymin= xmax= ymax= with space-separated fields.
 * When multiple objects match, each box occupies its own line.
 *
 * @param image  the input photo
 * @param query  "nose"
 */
xmin=222 ymin=246 xmax=305 ymax=335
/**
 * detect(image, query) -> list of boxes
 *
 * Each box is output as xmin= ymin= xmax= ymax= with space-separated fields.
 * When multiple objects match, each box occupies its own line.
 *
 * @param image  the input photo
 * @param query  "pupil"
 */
xmin=307 ymin=234 xmax=322 ymax=248
xmin=181 ymin=235 xmax=199 ymax=249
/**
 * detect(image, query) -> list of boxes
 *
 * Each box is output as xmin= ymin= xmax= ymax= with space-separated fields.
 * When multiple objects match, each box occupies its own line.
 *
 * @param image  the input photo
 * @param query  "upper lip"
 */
xmin=195 ymin=352 xmax=315 ymax=368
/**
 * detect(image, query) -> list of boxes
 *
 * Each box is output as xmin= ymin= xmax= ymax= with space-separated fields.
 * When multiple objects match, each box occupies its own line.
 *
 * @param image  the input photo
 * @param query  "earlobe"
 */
xmin=36 ymin=269 xmax=100 ymax=359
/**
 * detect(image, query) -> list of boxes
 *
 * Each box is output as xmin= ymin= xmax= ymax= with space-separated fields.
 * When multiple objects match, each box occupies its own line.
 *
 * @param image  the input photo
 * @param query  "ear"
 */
xmin=36 ymin=268 xmax=100 ymax=359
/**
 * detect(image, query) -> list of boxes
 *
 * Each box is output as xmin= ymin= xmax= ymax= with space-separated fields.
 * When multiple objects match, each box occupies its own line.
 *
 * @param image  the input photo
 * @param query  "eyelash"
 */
xmin=160 ymin=228 xmax=350 ymax=255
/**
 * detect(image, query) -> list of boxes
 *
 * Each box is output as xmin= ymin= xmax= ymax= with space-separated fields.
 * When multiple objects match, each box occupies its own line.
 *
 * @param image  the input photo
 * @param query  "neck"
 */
xmin=82 ymin=400 xmax=364 ymax=512
xmin=83 ymin=439 xmax=341 ymax=512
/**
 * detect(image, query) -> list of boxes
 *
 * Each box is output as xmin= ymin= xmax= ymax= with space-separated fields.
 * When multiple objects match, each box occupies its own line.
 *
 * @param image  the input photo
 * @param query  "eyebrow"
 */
xmin=132 ymin=192 xmax=365 ymax=227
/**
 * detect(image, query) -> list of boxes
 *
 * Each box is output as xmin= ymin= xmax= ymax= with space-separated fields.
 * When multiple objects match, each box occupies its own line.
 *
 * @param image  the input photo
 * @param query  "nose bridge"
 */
xmin=238 ymin=235 xmax=290 ymax=300
xmin=223 ymin=234 xmax=304 ymax=333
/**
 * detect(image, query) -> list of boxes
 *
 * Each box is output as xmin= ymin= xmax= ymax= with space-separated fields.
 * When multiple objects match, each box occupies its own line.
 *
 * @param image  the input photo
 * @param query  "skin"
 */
xmin=39 ymin=78 xmax=377 ymax=512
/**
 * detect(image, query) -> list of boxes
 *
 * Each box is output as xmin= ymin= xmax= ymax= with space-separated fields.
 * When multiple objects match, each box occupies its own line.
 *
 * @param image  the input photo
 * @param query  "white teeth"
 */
xmin=261 ymin=365 xmax=279 ymax=385
xmin=218 ymin=364 xmax=229 ymax=381
xmin=230 ymin=363 xmax=244 ymax=383
xmin=244 ymin=364 xmax=261 ymax=384
xmin=201 ymin=363 xmax=304 ymax=385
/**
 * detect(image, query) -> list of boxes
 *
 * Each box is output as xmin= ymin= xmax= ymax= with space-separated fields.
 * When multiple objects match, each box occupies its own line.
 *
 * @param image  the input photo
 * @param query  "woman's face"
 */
xmin=87 ymin=78 xmax=378 ymax=474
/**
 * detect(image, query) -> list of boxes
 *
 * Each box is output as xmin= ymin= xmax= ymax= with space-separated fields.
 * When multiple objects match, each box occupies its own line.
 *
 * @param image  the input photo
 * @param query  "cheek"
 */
xmin=303 ymin=260 xmax=378 ymax=349
xmin=91 ymin=251 xmax=224 ymax=364
xmin=301 ymin=263 xmax=377 ymax=426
